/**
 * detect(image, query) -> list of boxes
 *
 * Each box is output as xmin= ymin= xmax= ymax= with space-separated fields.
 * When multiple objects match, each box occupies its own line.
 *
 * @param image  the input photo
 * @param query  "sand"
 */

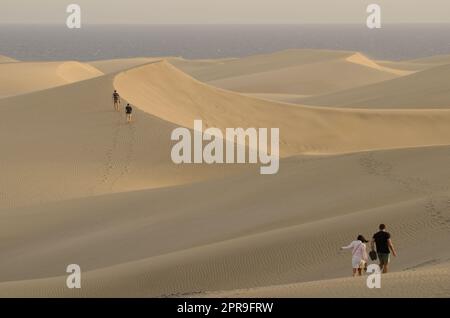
xmin=89 ymin=57 xmax=161 ymax=74
xmin=300 ymin=63 xmax=450 ymax=108
xmin=201 ymin=262 xmax=450 ymax=298
xmin=115 ymin=60 xmax=450 ymax=157
xmin=0 ymin=49 xmax=449 ymax=297
xmin=173 ymin=50 xmax=407 ymax=100
xmin=0 ymin=55 xmax=18 ymax=63
xmin=407 ymin=54 xmax=450 ymax=65
xmin=0 ymin=61 xmax=103 ymax=97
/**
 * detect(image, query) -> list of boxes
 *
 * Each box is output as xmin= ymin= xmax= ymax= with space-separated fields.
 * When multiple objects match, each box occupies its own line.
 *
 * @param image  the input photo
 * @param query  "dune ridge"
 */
xmin=0 ymin=54 xmax=18 ymax=63
xmin=407 ymin=54 xmax=450 ymax=65
xmin=1 ymin=144 xmax=450 ymax=297
xmin=345 ymin=53 xmax=414 ymax=76
xmin=115 ymin=60 xmax=450 ymax=157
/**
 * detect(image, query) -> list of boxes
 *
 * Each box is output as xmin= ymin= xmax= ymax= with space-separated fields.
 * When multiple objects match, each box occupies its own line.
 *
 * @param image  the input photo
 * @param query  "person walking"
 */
xmin=341 ymin=235 xmax=369 ymax=277
xmin=125 ymin=103 xmax=133 ymax=123
xmin=113 ymin=90 xmax=121 ymax=112
xmin=371 ymin=224 xmax=397 ymax=273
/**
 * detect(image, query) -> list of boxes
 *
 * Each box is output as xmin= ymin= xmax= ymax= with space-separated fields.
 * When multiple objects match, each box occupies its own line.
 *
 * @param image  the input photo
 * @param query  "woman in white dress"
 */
xmin=341 ymin=235 xmax=369 ymax=277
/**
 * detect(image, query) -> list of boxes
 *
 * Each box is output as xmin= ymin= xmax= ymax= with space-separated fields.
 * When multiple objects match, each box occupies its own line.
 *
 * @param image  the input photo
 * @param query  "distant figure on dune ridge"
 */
xmin=125 ymin=103 xmax=133 ymax=123
xmin=341 ymin=235 xmax=369 ymax=277
xmin=371 ymin=223 xmax=397 ymax=274
xmin=113 ymin=90 xmax=121 ymax=112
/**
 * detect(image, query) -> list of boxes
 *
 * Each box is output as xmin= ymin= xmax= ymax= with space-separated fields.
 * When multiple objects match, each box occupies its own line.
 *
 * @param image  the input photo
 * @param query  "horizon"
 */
xmin=1 ymin=23 xmax=450 ymax=62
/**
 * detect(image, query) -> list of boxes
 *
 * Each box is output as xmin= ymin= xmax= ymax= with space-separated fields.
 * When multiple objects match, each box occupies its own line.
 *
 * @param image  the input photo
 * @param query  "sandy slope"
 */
xmin=345 ymin=53 xmax=413 ymax=76
xmin=301 ymin=63 xmax=450 ymax=108
xmin=89 ymin=57 xmax=160 ymax=74
xmin=172 ymin=50 xmax=406 ymax=98
xmin=1 ymin=51 xmax=450 ymax=298
xmin=172 ymin=49 xmax=353 ymax=82
xmin=116 ymin=60 xmax=450 ymax=158
xmin=167 ymin=57 xmax=237 ymax=76
xmin=375 ymin=60 xmax=432 ymax=72
xmin=243 ymin=93 xmax=311 ymax=104
xmin=201 ymin=262 xmax=450 ymax=298
xmin=0 ymin=63 xmax=251 ymax=209
xmin=0 ymin=61 xmax=103 ymax=98
xmin=407 ymin=54 xmax=450 ymax=65
xmin=206 ymin=57 xmax=399 ymax=96
xmin=0 ymin=146 xmax=449 ymax=297
xmin=0 ymin=55 xmax=17 ymax=63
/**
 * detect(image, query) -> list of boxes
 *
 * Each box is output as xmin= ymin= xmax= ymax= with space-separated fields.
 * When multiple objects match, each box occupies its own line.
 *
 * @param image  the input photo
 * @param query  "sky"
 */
xmin=1 ymin=0 xmax=450 ymax=24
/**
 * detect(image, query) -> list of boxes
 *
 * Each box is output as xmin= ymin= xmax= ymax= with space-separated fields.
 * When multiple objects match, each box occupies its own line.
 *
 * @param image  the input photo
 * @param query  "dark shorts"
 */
xmin=378 ymin=253 xmax=390 ymax=265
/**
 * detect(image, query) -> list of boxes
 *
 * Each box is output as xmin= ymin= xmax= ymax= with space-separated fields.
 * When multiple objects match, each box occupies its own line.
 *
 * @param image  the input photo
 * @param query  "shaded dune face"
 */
xmin=1 ymin=50 xmax=450 ymax=297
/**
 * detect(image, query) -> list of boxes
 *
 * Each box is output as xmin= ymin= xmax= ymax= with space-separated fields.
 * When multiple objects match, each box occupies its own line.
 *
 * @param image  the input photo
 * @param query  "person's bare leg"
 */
xmin=383 ymin=264 xmax=388 ymax=274
xmin=358 ymin=268 xmax=363 ymax=276
xmin=352 ymin=268 xmax=357 ymax=277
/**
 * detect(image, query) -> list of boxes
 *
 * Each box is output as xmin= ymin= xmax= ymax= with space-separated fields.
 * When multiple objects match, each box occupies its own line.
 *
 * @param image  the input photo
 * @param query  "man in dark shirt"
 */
xmin=371 ymin=224 xmax=397 ymax=273
xmin=125 ymin=103 xmax=133 ymax=123
xmin=113 ymin=90 xmax=121 ymax=112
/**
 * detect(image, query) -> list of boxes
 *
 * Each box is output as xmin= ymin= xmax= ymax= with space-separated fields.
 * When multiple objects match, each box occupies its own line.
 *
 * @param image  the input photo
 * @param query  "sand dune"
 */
xmin=0 ymin=146 xmax=449 ymax=297
xmin=172 ymin=50 xmax=406 ymax=98
xmin=375 ymin=60 xmax=432 ymax=72
xmin=206 ymin=58 xmax=400 ymax=96
xmin=243 ymin=93 xmax=311 ymax=104
xmin=0 ymin=54 xmax=17 ymax=63
xmin=167 ymin=57 xmax=237 ymax=76
xmin=116 ymin=60 xmax=450 ymax=157
xmin=0 ymin=63 xmax=251 ymax=209
xmin=89 ymin=57 xmax=161 ymax=74
xmin=172 ymin=49 xmax=353 ymax=82
xmin=346 ymin=53 xmax=413 ymax=76
xmin=3 ymin=261 xmax=448 ymax=298
xmin=201 ymin=262 xmax=450 ymax=298
xmin=0 ymin=61 xmax=103 ymax=98
xmin=301 ymin=63 xmax=450 ymax=108
xmin=407 ymin=54 xmax=450 ymax=65
xmin=1 ymin=50 xmax=450 ymax=298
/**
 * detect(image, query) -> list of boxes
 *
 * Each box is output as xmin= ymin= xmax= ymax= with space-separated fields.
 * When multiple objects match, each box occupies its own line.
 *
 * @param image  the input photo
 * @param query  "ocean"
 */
xmin=1 ymin=24 xmax=450 ymax=61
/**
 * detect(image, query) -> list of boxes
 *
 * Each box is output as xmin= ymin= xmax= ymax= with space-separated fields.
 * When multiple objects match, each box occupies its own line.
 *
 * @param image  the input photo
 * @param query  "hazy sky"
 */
xmin=1 ymin=0 xmax=450 ymax=24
